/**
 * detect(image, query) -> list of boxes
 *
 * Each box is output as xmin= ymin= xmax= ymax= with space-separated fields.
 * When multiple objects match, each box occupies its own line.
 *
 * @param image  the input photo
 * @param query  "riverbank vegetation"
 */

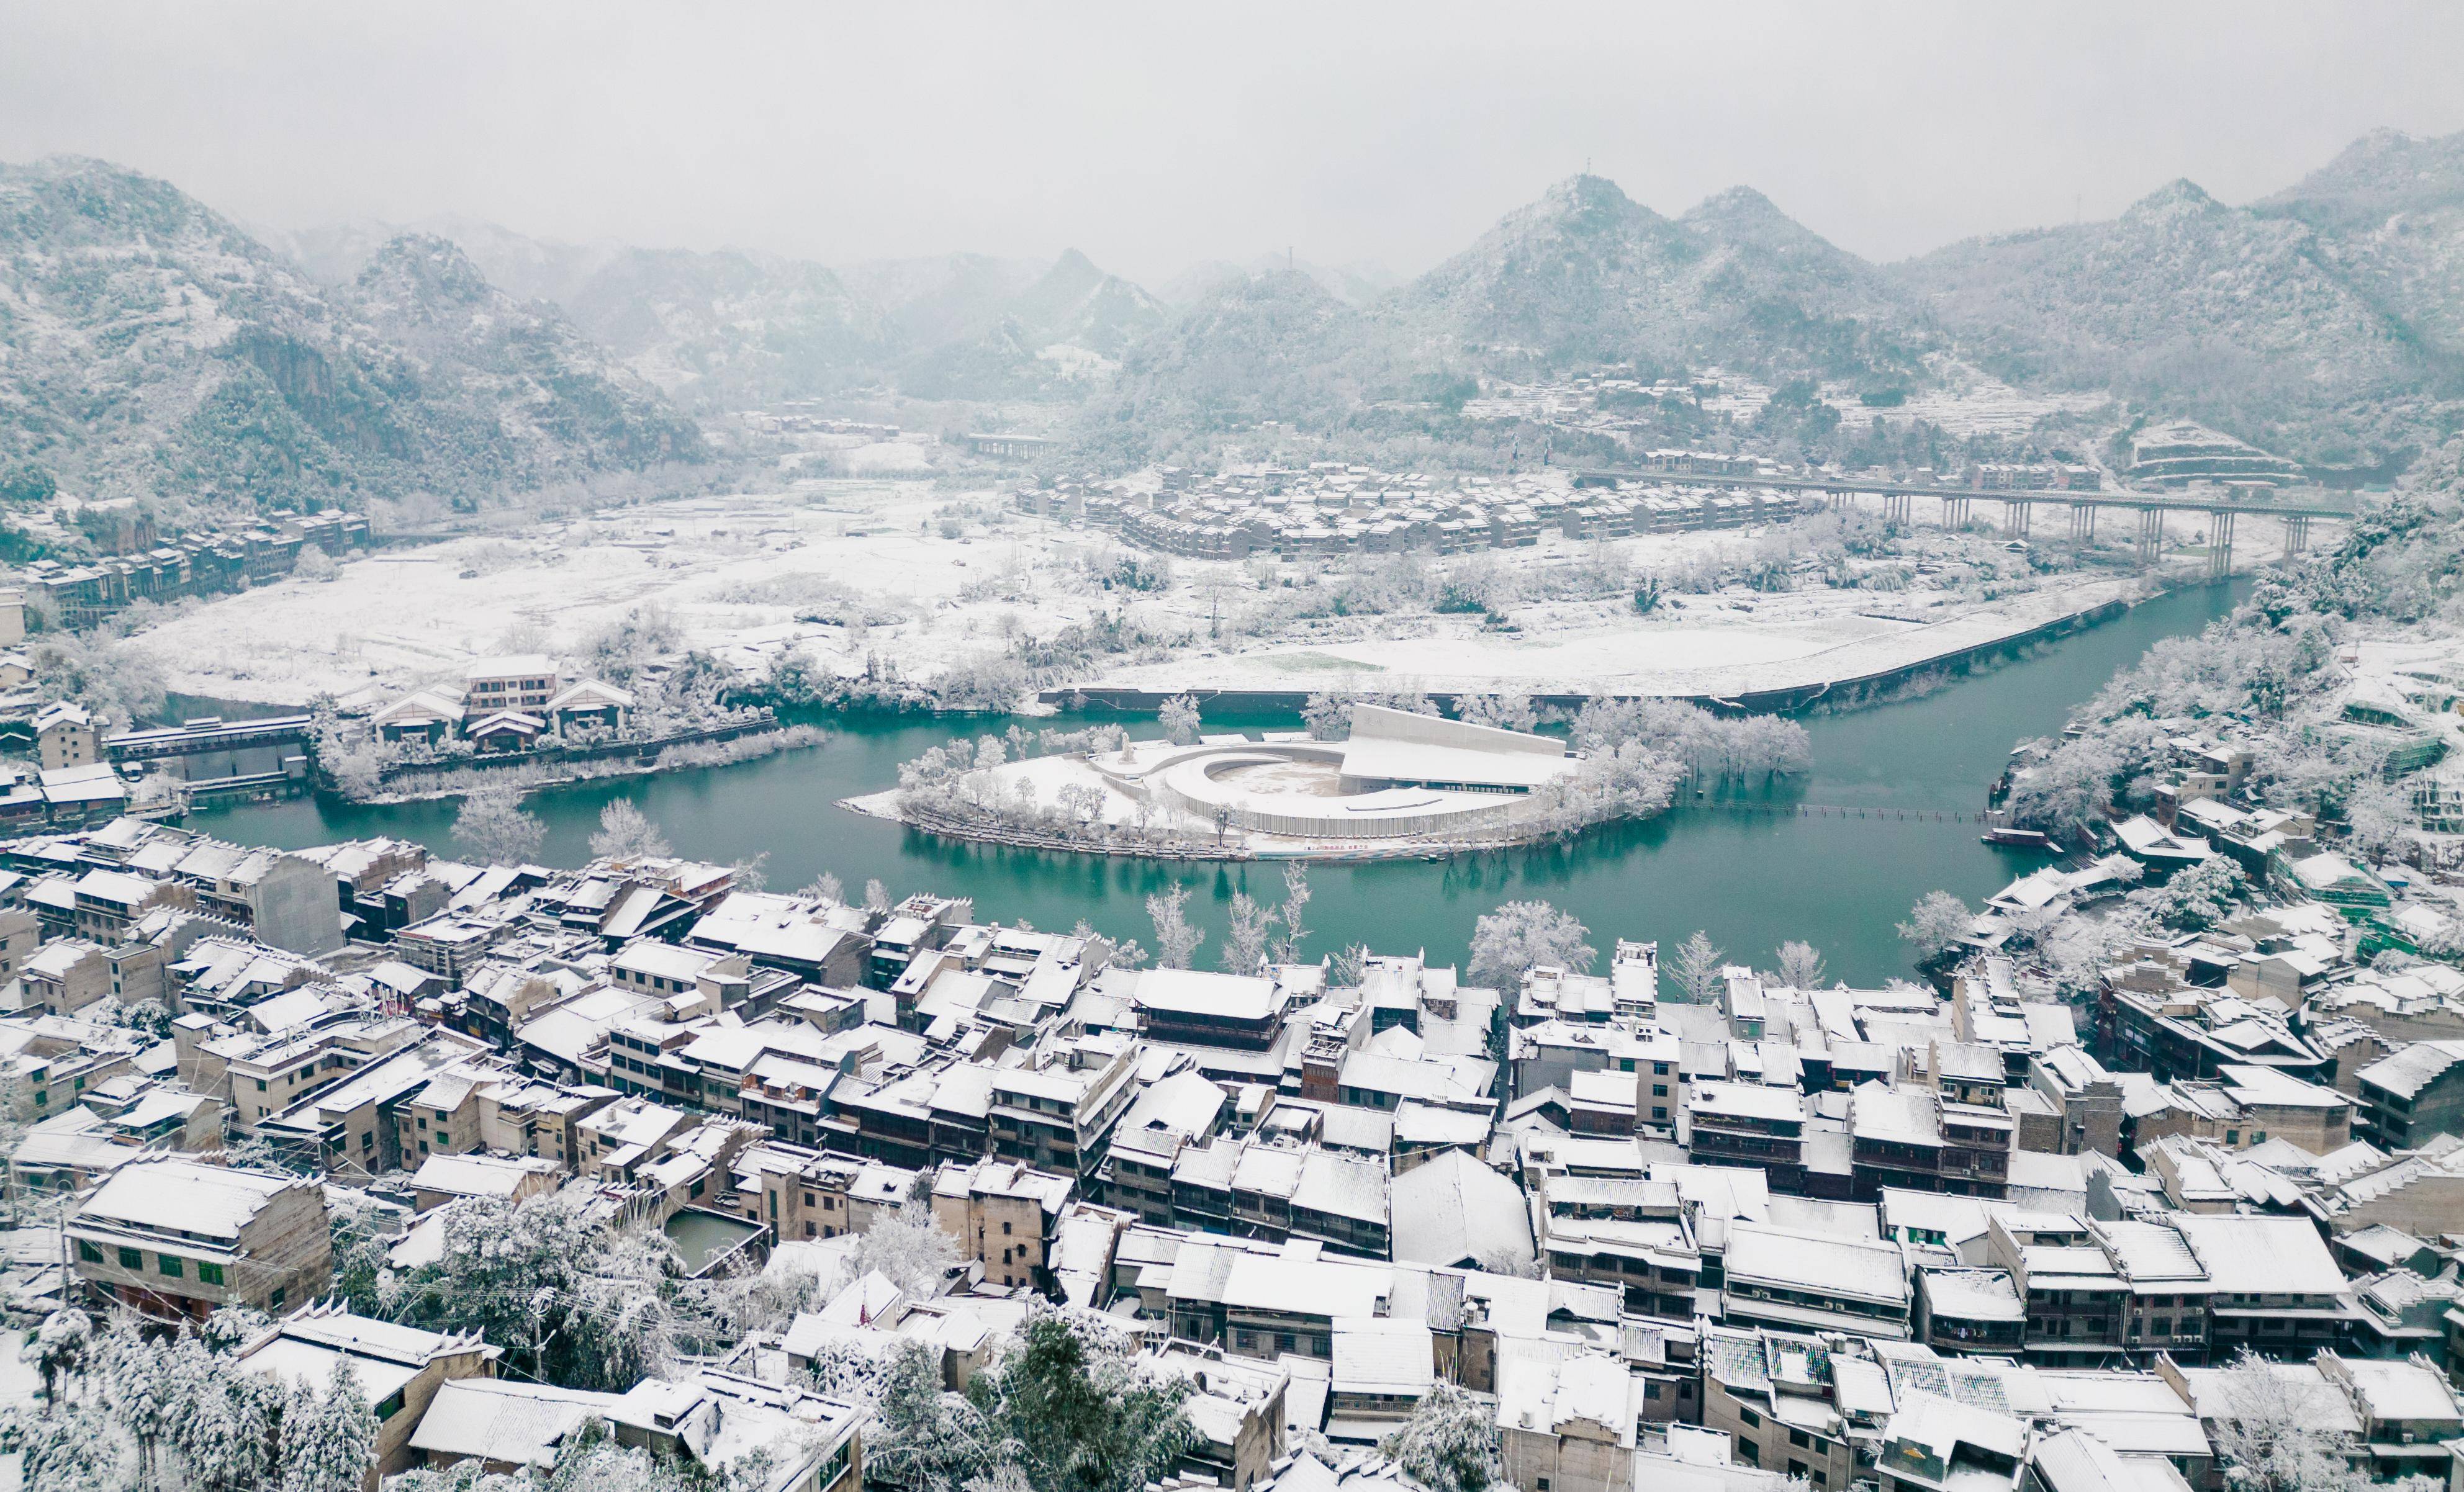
xmin=2006 ymin=450 xmax=2463 ymax=858
xmin=1902 ymin=440 xmax=2464 ymax=995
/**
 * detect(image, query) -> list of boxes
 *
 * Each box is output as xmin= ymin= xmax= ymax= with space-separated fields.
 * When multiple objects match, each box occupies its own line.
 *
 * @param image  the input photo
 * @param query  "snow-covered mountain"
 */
xmin=2257 ymin=128 xmax=2464 ymax=366
xmin=270 ymin=217 xmax=1173 ymax=407
xmin=1163 ymin=255 xmax=1397 ymax=307
xmin=1392 ymin=176 xmax=1923 ymax=385
xmin=1892 ymin=176 xmax=2445 ymax=462
xmin=898 ymin=248 xmax=1173 ymax=400
xmin=551 ymin=247 xmax=890 ymax=407
xmin=0 ymin=157 xmax=700 ymax=516
xmin=1094 ymin=175 xmax=1930 ymax=456
xmin=351 ymin=235 xmax=704 ymax=474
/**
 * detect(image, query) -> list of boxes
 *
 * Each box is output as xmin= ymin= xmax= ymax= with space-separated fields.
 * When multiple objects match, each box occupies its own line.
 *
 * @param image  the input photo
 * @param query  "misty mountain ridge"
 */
xmin=1392 ymin=173 xmax=1921 ymax=385
xmin=895 ymin=248 xmax=1174 ymax=401
xmin=1893 ymin=164 xmax=2457 ymax=463
xmin=268 ymin=215 xmax=1173 ymax=407
xmin=2254 ymin=128 xmax=2464 ymax=372
xmin=1161 ymin=255 xmax=1399 ymax=308
xmin=0 ymin=156 xmax=698 ymax=518
xmin=12 ymin=125 xmax=2464 ymax=508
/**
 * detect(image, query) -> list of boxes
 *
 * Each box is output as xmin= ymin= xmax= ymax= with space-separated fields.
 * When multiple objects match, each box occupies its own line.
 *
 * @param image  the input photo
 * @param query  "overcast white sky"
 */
xmin=4 ymin=2 xmax=2460 ymax=287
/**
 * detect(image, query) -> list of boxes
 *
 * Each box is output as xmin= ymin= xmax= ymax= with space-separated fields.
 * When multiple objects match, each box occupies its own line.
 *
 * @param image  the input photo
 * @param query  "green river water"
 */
xmin=185 ymin=581 xmax=2239 ymax=985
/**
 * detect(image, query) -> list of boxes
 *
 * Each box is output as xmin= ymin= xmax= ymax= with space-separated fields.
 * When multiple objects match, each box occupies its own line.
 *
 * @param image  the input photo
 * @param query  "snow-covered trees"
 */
xmin=1330 ymin=943 xmax=1370 ymax=991
xmin=1663 ymin=931 xmax=1724 ymax=1005
xmin=1147 ymin=883 xmax=1204 ymax=969
xmin=1270 ymin=863 xmax=1312 ymax=964
xmin=1380 ymin=1380 xmax=1499 ymax=1492
xmin=1 ymin=1401 xmax=125 ymax=1491
xmin=384 ymin=1192 xmax=676 ymax=1392
xmin=579 ymin=603 xmax=685 ymax=685
xmin=963 ymin=1312 xmax=1193 ymax=1492
xmin=1898 ymin=890 xmax=1974 ymax=961
xmin=1221 ymin=892 xmax=1273 ymax=975
xmin=1526 ymin=740 xmax=1687 ymax=835
xmin=1773 ymin=940 xmax=1827 ymax=991
xmin=2203 ymin=1351 xmax=2371 ymax=1492
xmin=278 ymin=1359 xmax=377 ymax=1492
xmin=2131 ymin=856 xmax=2248 ymax=932
xmin=872 ymin=1312 xmax=1193 ymax=1492
xmin=869 ymin=1339 xmax=1005 ymax=1492
xmin=1467 ymin=901 xmax=1593 ymax=989
xmin=1158 ymin=694 xmax=1203 ymax=746
xmin=589 ymin=798 xmax=671 ymax=862
xmin=291 ymin=545 xmax=340 ymax=583
xmin=1456 ymin=692 xmax=1537 ymax=733
xmin=453 ymin=787 xmax=545 ymax=866
xmin=849 ymin=1197 xmax=960 ymax=1301
xmin=2006 ymin=734 xmax=2119 ymax=838
xmin=28 ymin=1308 xmax=90 ymax=1403
xmin=1301 ymin=692 xmax=1353 ymax=742
xmin=29 ymin=630 xmax=168 ymax=730
xmin=1568 ymin=698 xmax=1812 ymax=784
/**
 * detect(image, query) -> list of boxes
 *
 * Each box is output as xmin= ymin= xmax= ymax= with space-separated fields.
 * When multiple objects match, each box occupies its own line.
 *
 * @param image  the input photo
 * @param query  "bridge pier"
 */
xmin=2208 ymin=509 xmax=2236 ymax=578
xmin=1941 ymin=496 xmax=1971 ymax=528
xmin=2002 ymin=500 xmax=2031 ymax=539
xmin=2069 ymin=503 xmax=2096 ymax=542
xmin=2283 ymin=513 xmax=2310 ymax=557
xmin=2135 ymin=506 xmax=2164 ymax=565
xmin=1883 ymin=493 xmax=1911 ymax=527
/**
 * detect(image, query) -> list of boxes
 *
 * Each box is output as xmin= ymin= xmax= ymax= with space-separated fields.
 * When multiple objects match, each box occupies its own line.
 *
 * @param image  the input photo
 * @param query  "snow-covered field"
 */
xmin=1080 ymin=572 xmax=2153 ymax=699
xmin=1819 ymin=363 xmax=2112 ymax=440
xmin=127 ymin=475 xmax=2184 ymax=712
xmin=130 ymin=480 xmax=1075 ymax=708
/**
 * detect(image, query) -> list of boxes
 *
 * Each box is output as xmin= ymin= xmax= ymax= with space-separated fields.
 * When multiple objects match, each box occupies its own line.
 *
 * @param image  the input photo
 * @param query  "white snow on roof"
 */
xmin=1725 ymin=1221 xmax=1908 ymax=1305
xmin=1330 ymin=1317 xmax=1434 ymax=1396
xmin=1390 ymin=1149 xmax=1532 ymax=1269
xmin=2173 ymin=1214 xmax=2348 ymax=1297
xmin=76 ymin=1157 xmax=300 ymax=1238
xmin=1134 ymin=967 xmax=1278 ymax=1022
xmin=408 ymin=1378 xmax=622 ymax=1467
xmin=2339 ymin=1358 xmax=2462 ymax=1424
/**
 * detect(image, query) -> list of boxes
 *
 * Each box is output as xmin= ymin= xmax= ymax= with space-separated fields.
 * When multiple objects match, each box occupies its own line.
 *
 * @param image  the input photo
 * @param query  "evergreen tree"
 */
xmin=1380 ymin=1380 xmax=1497 ymax=1492
xmin=967 ymin=1314 xmax=1193 ymax=1492
xmin=279 ymin=1359 xmax=377 ymax=1492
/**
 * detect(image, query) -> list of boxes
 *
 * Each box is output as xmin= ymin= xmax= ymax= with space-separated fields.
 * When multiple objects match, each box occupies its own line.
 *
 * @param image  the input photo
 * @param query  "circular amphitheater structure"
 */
xmin=1115 ymin=705 xmax=1582 ymax=842
xmin=855 ymin=704 xmax=1601 ymax=858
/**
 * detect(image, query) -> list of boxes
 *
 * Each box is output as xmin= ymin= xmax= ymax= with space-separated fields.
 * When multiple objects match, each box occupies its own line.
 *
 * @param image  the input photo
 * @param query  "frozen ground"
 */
xmin=1081 ymin=572 xmax=2154 ymax=699
xmin=127 ymin=476 xmax=2199 ymax=711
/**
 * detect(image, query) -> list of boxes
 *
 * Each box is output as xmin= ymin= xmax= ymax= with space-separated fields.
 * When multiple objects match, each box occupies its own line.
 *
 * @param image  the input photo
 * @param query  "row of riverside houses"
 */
xmin=11 ymin=820 xmax=2464 ymax=1492
xmin=1014 ymin=465 xmax=1816 ymax=561
xmin=16 ymin=510 xmax=371 ymax=629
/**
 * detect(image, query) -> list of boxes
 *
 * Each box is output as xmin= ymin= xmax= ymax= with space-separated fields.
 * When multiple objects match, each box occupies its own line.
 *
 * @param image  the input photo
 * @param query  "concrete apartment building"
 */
xmin=2355 ymin=1040 xmax=2464 ymax=1149
xmin=1686 ymin=1081 xmax=1809 ymax=1193
xmin=68 ymin=1156 xmax=332 ymax=1320
xmin=931 ymin=1156 xmax=1075 ymax=1290
xmin=988 ymin=1037 xmax=1137 ymax=1179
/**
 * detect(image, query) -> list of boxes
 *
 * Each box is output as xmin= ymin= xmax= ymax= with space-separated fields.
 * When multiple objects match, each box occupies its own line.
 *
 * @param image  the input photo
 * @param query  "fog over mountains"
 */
xmin=0 ymin=158 xmax=698 ymax=518
xmin=6 ymin=126 xmax=2462 ymax=511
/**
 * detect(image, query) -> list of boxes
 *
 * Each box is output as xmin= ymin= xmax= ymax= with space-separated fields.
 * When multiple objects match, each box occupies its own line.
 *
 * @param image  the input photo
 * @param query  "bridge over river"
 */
xmin=1573 ymin=468 xmax=2360 ymax=575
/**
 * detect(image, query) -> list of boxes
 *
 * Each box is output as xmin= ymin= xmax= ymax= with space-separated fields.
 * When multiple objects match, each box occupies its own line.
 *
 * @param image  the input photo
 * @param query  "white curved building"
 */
xmin=1104 ymin=706 xmax=1581 ymax=842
